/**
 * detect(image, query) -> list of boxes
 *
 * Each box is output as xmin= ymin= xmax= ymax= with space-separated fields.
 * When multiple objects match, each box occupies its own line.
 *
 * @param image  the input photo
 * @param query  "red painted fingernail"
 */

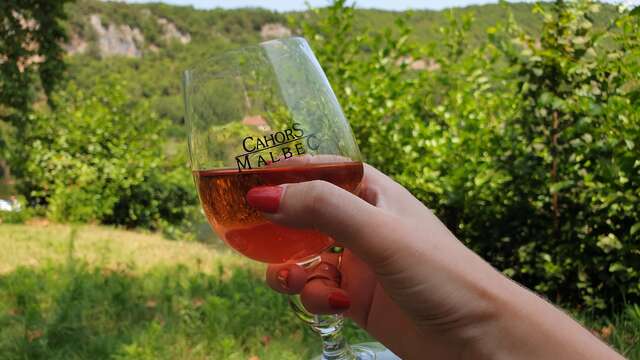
xmin=328 ymin=292 xmax=350 ymax=310
xmin=276 ymin=268 xmax=289 ymax=289
xmin=246 ymin=186 xmax=282 ymax=213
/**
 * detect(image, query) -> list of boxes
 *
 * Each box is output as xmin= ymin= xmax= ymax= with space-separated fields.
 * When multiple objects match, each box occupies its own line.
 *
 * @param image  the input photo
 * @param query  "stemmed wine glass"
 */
xmin=183 ymin=37 xmax=397 ymax=360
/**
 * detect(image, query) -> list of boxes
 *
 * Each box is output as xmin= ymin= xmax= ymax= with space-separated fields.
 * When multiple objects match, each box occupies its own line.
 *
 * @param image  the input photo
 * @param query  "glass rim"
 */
xmin=183 ymin=36 xmax=308 ymax=79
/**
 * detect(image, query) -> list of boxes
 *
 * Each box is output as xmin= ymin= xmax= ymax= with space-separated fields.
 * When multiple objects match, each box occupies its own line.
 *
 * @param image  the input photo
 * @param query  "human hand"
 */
xmin=248 ymin=164 xmax=622 ymax=359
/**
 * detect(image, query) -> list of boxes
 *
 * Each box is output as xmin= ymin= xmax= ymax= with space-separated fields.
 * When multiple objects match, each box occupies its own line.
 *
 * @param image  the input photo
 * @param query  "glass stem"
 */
xmin=291 ymin=256 xmax=356 ymax=360
xmin=316 ymin=314 xmax=354 ymax=360
xmin=289 ymin=296 xmax=356 ymax=360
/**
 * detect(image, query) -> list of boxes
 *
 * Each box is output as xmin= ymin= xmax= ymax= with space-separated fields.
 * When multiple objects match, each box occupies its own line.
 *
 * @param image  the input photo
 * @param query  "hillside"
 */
xmin=61 ymin=0 xmax=619 ymax=131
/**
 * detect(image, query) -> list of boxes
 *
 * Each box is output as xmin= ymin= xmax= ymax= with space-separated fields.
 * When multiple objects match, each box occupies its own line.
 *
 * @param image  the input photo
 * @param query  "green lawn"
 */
xmin=0 ymin=223 xmax=372 ymax=359
xmin=0 ymin=223 xmax=638 ymax=359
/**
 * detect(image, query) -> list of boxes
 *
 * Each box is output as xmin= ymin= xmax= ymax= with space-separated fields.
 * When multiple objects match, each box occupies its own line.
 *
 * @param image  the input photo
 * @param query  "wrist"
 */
xmin=446 ymin=269 xmax=518 ymax=359
xmin=457 ymin=273 xmax=622 ymax=360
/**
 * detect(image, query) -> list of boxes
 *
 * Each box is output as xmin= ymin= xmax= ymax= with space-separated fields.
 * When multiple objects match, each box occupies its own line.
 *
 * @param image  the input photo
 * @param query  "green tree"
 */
xmin=22 ymin=78 xmax=196 ymax=232
xmin=300 ymin=0 xmax=639 ymax=311
xmin=485 ymin=0 xmax=640 ymax=309
xmin=0 ymin=0 xmax=71 ymax=123
xmin=0 ymin=0 xmax=72 ymax=183
xmin=297 ymin=0 xmax=517 ymax=227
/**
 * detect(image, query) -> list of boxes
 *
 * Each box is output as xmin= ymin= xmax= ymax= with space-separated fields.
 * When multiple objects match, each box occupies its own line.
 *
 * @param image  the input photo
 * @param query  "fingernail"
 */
xmin=246 ymin=186 xmax=282 ymax=213
xmin=328 ymin=292 xmax=350 ymax=310
xmin=276 ymin=268 xmax=289 ymax=290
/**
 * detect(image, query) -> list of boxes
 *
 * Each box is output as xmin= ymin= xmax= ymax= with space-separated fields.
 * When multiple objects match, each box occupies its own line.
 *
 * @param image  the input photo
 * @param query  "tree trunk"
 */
xmin=551 ymin=111 xmax=560 ymax=236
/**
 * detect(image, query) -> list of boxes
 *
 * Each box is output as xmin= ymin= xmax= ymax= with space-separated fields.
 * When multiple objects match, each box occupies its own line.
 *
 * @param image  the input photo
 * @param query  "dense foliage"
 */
xmin=488 ymin=2 xmax=640 ymax=309
xmin=300 ymin=0 xmax=639 ymax=311
xmin=20 ymin=79 xmax=195 ymax=233
xmin=0 ymin=0 xmax=72 ymax=183
xmin=0 ymin=0 xmax=70 ymax=118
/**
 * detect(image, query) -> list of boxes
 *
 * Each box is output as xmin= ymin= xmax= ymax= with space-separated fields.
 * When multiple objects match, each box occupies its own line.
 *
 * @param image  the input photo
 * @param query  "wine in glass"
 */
xmin=194 ymin=161 xmax=363 ymax=263
xmin=184 ymin=37 xmax=397 ymax=360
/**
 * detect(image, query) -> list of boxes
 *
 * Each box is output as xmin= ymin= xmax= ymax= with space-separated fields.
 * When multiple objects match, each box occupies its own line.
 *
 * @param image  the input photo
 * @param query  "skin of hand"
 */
xmin=247 ymin=164 xmax=622 ymax=360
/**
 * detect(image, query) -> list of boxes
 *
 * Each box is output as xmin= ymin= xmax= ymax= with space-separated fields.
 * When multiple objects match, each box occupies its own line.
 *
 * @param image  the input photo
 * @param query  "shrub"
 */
xmin=299 ymin=0 xmax=640 ymax=311
xmin=19 ymin=78 xmax=197 ymax=230
xmin=103 ymin=165 xmax=196 ymax=237
xmin=481 ymin=1 xmax=640 ymax=310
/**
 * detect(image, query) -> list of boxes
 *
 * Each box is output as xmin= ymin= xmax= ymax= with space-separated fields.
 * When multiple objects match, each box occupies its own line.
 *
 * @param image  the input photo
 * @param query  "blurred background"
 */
xmin=0 ymin=0 xmax=639 ymax=358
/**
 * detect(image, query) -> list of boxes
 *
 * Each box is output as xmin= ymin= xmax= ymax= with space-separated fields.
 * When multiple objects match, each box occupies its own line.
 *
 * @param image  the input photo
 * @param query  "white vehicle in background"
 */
xmin=0 ymin=195 xmax=20 ymax=212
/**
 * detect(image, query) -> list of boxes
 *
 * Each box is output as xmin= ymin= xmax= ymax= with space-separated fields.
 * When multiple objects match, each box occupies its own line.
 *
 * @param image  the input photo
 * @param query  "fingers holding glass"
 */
xmin=265 ymin=254 xmax=350 ymax=314
xmin=265 ymin=263 xmax=307 ymax=294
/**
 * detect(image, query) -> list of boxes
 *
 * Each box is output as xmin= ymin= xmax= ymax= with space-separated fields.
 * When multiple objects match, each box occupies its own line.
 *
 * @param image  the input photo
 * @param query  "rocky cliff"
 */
xmin=64 ymin=13 xmax=193 ymax=58
xmin=63 ymin=7 xmax=295 ymax=58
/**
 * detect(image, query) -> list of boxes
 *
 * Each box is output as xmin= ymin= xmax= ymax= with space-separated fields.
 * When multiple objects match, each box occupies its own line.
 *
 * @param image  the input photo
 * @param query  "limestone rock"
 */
xmin=157 ymin=18 xmax=191 ymax=45
xmin=90 ymin=14 xmax=144 ymax=58
xmin=260 ymin=23 xmax=291 ymax=40
xmin=63 ymin=33 xmax=88 ymax=55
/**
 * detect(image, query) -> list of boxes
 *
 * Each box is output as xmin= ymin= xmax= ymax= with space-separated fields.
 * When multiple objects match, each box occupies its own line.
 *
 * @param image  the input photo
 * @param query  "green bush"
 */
xmin=299 ymin=0 xmax=640 ymax=311
xmin=19 ymin=78 xmax=196 ymax=230
xmin=480 ymin=2 xmax=640 ymax=310
xmin=103 ymin=165 xmax=196 ymax=237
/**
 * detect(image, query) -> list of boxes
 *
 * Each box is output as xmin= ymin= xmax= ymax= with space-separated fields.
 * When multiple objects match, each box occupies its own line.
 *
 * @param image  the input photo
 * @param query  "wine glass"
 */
xmin=183 ymin=37 xmax=398 ymax=360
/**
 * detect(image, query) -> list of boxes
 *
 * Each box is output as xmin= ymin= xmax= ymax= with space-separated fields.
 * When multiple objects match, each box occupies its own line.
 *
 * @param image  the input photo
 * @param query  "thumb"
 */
xmin=246 ymin=180 xmax=404 ymax=266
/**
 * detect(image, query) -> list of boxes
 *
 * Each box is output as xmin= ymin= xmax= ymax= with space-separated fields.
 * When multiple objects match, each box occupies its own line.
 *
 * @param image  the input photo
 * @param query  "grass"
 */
xmin=0 ymin=223 xmax=638 ymax=358
xmin=0 ymin=223 xmax=371 ymax=359
xmin=576 ymin=308 xmax=640 ymax=358
xmin=0 ymin=223 xmax=245 ymax=275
